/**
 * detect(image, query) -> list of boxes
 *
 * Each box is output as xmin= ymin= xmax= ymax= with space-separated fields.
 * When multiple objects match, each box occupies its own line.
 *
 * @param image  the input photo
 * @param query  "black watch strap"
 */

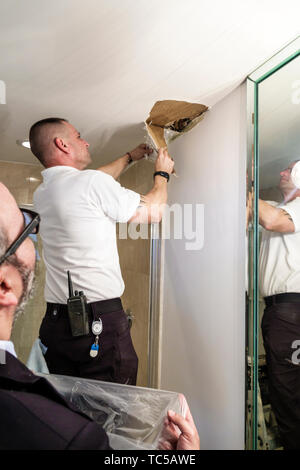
xmin=153 ymin=171 xmax=170 ymax=182
xmin=126 ymin=152 xmax=133 ymax=164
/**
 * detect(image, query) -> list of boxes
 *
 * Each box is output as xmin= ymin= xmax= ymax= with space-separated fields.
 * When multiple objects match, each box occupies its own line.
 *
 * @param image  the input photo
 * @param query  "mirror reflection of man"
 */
xmin=29 ymin=118 xmax=174 ymax=385
xmin=0 ymin=182 xmax=200 ymax=450
xmin=259 ymin=160 xmax=300 ymax=450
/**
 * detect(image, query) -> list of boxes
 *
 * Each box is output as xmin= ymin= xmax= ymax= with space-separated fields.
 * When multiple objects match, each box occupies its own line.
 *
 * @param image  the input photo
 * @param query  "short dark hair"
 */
xmin=29 ymin=117 xmax=68 ymax=165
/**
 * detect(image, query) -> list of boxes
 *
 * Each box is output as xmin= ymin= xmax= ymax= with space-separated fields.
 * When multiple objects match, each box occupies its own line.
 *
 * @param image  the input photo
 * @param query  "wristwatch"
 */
xmin=153 ymin=171 xmax=170 ymax=182
xmin=126 ymin=152 xmax=133 ymax=164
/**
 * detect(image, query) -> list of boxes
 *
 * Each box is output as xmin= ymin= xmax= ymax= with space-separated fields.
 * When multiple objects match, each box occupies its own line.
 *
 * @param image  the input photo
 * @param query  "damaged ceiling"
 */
xmin=0 ymin=0 xmax=299 ymax=168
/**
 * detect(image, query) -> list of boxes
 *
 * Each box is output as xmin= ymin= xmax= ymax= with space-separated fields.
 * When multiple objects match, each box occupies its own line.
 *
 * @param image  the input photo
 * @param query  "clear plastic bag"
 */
xmin=40 ymin=373 xmax=184 ymax=450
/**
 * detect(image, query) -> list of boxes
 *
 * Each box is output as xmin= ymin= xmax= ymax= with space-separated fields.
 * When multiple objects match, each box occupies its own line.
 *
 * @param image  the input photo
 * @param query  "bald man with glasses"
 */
xmin=0 ymin=183 xmax=110 ymax=448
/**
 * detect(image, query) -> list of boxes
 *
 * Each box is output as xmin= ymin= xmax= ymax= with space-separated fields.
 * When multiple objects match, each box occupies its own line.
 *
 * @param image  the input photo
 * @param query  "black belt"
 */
xmin=264 ymin=293 xmax=300 ymax=308
xmin=47 ymin=297 xmax=123 ymax=315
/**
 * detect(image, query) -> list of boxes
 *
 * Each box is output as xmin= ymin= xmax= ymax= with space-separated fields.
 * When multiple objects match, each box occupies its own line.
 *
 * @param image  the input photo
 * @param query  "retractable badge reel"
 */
xmin=90 ymin=318 xmax=103 ymax=358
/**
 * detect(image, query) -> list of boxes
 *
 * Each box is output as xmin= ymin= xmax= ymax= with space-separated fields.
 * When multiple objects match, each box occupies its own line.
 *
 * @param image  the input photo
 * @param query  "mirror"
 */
xmin=246 ymin=37 xmax=300 ymax=450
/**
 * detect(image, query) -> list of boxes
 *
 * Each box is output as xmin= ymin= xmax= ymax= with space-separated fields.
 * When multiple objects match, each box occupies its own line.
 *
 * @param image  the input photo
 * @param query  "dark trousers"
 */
xmin=39 ymin=298 xmax=138 ymax=385
xmin=262 ymin=301 xmax=300 ymax=449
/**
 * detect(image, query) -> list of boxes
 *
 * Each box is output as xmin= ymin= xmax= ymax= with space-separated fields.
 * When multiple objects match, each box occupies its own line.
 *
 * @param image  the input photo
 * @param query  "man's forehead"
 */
xmin=0 ymin=183 xmax=20 ymax=218
xmin=0 ymin=182 xmax=15 ymax=205
xmin=286 ymin=162 xmax=297 ymax=170
xmin=0 ymin=183 xmax=23 ymax=240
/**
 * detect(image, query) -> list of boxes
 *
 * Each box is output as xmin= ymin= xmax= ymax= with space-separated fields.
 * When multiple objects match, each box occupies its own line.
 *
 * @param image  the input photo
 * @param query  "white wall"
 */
xmin=160 ymin=84 xmax=246 ymax=450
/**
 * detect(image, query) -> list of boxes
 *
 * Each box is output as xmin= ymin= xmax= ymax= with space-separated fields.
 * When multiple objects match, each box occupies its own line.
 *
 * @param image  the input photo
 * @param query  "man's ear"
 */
xmin=54 ymin=137 xmax=71 ymax=154
xmin=0 ymin=269 xmax=18 ymax=308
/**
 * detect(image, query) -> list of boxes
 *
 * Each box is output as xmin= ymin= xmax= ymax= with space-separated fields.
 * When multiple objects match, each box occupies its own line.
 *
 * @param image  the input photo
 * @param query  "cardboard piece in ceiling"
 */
xmin=145 ymin=100 xmax=208 ymax=150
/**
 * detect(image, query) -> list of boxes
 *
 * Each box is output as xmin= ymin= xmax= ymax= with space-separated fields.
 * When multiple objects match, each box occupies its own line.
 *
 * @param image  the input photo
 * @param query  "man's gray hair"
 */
xmin=0 ymin=227 xmax=8 ymax=259
xmin=0 ymin=227 xmax=34 ymax=322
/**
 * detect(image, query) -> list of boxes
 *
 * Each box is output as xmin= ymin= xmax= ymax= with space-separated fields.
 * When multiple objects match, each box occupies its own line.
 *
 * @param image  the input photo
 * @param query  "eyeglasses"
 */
xmin=0 ymin=208 xmax=40 ymax=266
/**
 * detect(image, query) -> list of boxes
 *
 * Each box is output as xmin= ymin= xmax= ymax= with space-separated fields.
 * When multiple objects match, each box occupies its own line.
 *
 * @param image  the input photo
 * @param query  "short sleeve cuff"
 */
xmin=283 ymin=201 xmax=300 ymax=233
xmin=117 ymin=190 xmax=140 ymax=223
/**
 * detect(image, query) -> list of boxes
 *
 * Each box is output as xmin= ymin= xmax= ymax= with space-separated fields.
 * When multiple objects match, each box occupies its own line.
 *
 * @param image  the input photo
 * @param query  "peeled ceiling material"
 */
xmin=145 ymin=100 xmax=208 ymax=150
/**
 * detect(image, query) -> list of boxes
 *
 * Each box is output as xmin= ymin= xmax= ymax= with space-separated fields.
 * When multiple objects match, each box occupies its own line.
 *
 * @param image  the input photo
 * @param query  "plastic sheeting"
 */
xmin=39 ymin=373 xmax=184 ymax=450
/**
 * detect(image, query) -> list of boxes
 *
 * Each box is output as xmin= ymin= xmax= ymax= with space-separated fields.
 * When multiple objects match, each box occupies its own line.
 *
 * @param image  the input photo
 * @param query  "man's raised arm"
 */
xmin=129 ymin=148 xmax=174 ymax=224
xmin=259 ymin=199 xmax=295 ymax=233
xmin=97 ymin=144 xmax=153 ymax=180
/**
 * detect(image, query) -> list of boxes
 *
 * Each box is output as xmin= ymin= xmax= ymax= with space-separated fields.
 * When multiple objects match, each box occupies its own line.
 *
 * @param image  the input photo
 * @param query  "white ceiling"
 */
xmin=0 ymin=0 xmax=299 ymax=168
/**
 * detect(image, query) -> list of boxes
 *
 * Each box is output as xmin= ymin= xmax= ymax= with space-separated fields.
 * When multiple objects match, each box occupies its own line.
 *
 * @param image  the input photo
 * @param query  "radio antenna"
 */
xmin=67 ymin=271 xmax=74 ymax=297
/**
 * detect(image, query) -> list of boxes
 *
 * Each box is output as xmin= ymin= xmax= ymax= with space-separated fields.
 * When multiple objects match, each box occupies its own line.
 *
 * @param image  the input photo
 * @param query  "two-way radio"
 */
xmin=67 ymin=270 xmax=89 ymax=337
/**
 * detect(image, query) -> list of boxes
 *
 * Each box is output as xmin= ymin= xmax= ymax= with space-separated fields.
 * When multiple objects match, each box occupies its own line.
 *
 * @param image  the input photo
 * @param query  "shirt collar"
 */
xmin=0 ymin=340 xmax=17 ymax=358
xmin=42 ymin=166 xmax=79 ymax=181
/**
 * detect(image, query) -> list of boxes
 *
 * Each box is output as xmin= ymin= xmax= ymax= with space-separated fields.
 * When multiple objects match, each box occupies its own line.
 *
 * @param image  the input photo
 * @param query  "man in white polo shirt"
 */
xmin=31 ymin=117 xmax=174 ymax=385
xmin=259 ymin=160 xmax=300 ymax=449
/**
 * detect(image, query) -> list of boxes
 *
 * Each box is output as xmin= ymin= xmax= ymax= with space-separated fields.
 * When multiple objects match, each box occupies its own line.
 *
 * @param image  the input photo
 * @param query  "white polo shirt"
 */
xmin=259 ymin=197 xmax=300 ymax=297
xmin=33 ymin=166 xmax=140 ymax=303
